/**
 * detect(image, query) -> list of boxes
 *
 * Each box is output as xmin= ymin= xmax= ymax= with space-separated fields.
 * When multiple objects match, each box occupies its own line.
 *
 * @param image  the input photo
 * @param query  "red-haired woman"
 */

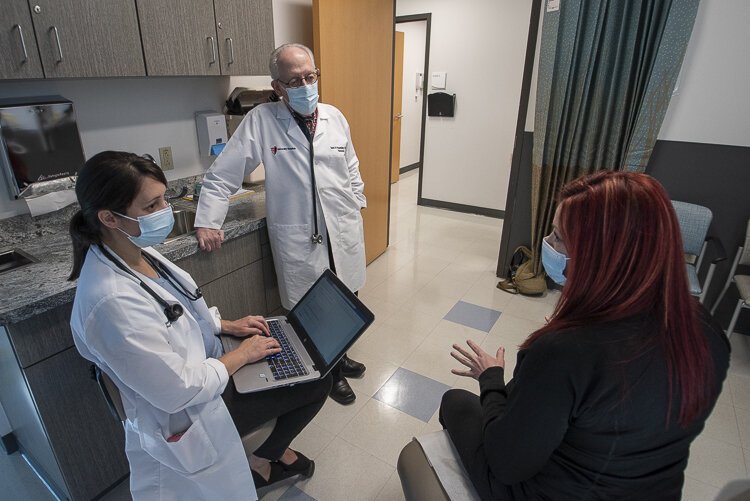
xmin=443 ymin=171 xmax=730 ymax=500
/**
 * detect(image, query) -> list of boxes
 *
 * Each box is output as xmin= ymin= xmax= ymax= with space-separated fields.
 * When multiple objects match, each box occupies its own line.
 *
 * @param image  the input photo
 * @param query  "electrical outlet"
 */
xmin=158 ymin=146 xmax=174 ymax=170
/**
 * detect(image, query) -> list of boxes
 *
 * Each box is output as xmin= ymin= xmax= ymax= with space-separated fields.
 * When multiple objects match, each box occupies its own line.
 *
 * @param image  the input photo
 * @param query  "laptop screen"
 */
xmin=290 ymin=271 xmax=372 ymax=366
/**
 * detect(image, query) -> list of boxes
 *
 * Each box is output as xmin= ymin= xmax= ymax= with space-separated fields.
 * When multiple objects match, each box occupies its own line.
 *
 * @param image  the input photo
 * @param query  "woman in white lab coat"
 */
xmin=68 ymin=151 xmax=330 ymax=500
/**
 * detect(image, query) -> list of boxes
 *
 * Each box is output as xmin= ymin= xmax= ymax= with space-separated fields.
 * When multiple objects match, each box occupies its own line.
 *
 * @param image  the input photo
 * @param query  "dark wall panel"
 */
xmin=647 ymin=140 xmax=750 ymax=333
xmin=497 ymin=136 xmax=750 ymax=333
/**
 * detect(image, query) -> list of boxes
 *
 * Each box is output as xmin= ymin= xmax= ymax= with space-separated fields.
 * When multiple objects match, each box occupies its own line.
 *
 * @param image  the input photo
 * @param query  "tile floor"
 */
xmin=3 ymin=169 xmax=750 ymax=500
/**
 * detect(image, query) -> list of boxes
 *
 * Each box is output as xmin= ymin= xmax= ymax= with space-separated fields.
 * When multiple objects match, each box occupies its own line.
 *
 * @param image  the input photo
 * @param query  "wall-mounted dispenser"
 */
xmin=0 ymin=95 xmax=85 ymax=199
xmin=195 ymin=111 xmax=228 ymax=157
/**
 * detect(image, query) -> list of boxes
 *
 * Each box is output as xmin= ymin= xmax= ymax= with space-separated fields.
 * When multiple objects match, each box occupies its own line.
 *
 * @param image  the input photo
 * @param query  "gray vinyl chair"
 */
xmin=672 ymin=201 xmax=726 ymax=303
xmin=710 ymin=219 xmax=750 ymax=339
xmin=397 ymin=439 xmax=451 ymax=501
xmin=92 ymin=365 xmax=276 ymax=458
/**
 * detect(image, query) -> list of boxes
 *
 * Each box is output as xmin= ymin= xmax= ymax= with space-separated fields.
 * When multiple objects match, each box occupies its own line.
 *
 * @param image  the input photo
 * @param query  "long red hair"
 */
xmin=521 ymin=171 xmax=713 ymax=427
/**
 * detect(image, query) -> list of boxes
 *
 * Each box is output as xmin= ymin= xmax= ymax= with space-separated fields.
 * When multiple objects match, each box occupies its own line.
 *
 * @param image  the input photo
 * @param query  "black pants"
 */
xmin=327 ymin=240 xmax=358 ymax=383
xmin=222 ymin=374 xmax=332 ymax=460
xmin=439 ymin=389 xmax=504 ymax=501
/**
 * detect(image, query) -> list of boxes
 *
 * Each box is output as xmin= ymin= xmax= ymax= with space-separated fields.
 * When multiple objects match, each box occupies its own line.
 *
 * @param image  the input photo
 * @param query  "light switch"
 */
xmin=431 ymin=72 xmax=447 ymax=90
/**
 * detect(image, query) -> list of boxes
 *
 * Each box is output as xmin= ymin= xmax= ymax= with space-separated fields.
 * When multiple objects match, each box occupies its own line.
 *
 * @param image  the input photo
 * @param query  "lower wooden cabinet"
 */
xmin=201 ymin=260 xmax=267 ymax=319
xmin=0 ymin=227 xmax=280 ymax=500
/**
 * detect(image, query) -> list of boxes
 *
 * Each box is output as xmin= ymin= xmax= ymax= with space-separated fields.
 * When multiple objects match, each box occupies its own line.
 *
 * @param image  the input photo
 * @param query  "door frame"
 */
xmin=394 ymin=13 xmax=431 ymax=205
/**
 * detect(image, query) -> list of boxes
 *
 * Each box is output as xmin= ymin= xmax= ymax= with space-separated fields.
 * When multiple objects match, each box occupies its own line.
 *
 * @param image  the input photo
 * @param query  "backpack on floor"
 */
xmin=496 ymin=246 xmax=547 ymax=296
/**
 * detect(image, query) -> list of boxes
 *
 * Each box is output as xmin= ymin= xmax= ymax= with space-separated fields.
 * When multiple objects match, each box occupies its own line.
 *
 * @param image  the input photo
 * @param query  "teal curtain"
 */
xmin=528 ymin=0 xmax=699 ymax=276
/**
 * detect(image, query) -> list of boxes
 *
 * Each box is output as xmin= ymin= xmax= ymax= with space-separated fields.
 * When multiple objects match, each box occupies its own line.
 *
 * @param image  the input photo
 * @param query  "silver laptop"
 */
xmin=221 ymin=269 xmax=375 ymax=393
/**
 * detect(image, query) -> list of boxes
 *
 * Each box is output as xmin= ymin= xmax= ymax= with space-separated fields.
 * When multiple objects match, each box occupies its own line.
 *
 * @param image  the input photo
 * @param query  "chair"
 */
xmin=672 ymin=201 xmax=726 ymax=303
xmin=710 ymin=219 xmax=750 ymax=339
xmin=397 ymin=439 xmax=451 ymax=501
xmin=91 ymin=365 xmax=276 ymax=458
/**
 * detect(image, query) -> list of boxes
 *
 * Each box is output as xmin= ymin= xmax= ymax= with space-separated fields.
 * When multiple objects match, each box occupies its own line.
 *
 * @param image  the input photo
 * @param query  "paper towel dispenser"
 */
xmin=0 ymin=95 xmax=85 ymax=198
xmin=427 ymin=92 xmax=456 ymax=118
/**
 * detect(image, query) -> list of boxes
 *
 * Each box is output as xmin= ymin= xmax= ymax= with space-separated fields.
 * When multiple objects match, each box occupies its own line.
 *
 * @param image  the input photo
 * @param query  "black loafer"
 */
xmin=278 ymin=450 xmax=315 ymax=478
xmin=339 ymin=355 xmax=366 ymax=378
xmin=329 ymin=376 xmax=356 ymax=405
xmin=251 ymin=462 xmax=297 ymax=488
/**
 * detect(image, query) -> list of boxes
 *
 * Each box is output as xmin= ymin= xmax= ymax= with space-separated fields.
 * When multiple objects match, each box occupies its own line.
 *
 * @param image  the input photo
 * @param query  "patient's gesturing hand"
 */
xmin=451 ymin=340 xmax=505 ymax=380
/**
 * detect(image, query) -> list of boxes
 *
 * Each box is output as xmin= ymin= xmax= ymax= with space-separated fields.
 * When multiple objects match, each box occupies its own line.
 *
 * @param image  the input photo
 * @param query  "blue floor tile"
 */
xmin=444 ymin=301 xmax=501 ymax=332
xmin=279 ymin=485 xmax=316 ymax=501
xmin=374 ymin=368 xmax=452 ymax=422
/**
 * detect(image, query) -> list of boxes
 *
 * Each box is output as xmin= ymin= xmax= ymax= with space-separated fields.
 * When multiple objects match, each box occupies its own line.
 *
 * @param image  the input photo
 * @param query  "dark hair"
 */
xmin=68 ymin=151 xmax=167 ymax=281
xmin=521 ymin=171 xmax=711 ymax=427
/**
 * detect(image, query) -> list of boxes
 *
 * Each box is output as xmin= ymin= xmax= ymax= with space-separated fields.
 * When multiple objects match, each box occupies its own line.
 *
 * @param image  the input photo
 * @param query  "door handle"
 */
xmin=50 ymin=26 xmax=63 ymax=63
xmin=13 ymin=25 xmax=29 ymax=63
xmin=226 ymin=38 xmax=235 ymax=65
xmin=207 ymin=36 xmax=217 ymax=64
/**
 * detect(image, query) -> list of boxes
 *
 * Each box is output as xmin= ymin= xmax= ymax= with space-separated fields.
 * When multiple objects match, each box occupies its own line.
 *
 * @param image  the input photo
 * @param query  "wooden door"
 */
xmin=313 ymin=0 xmax=394 ymax=263
xmin=214 ymin=0 xmax=275 ymax=76
xmin=1 ymin=0 xmax=43 ymax=79
xmin=29 ymin=0 xmax=144 ymax=78
xmin=137 ymin=0 xmax=220 ymax=76
xmin=391 ymin=31 xmax=404 ymax=184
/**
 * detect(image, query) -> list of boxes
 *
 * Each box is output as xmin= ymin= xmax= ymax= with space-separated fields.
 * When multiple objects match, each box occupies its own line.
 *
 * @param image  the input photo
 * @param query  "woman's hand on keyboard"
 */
xmin=221 ymin=315 xmax=271 ymax=337
xmin=237 ymin=335 xmax=282 ymax=364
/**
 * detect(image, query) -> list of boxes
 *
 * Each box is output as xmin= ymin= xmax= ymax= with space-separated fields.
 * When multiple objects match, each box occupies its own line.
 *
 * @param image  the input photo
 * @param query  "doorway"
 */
xmin=394 ymin=15 xmax=430 ymax=200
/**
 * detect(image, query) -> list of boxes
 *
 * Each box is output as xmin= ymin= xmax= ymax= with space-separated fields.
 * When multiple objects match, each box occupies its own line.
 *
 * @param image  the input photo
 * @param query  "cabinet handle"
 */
xmin=226 ymin=37 xmax=235 ymax=65
xmin=50 ymin=26 xmax=63 ymax=63
xmin=207 ymin=36 xmax=217 ymax=64
xmin=13 ymin=25 xmax=29 ymax=63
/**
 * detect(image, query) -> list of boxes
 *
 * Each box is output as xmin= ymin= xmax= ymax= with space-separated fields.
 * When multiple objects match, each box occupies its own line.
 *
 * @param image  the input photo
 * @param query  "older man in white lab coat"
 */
xmin=194 ymin=43 xmax=367 ymax=405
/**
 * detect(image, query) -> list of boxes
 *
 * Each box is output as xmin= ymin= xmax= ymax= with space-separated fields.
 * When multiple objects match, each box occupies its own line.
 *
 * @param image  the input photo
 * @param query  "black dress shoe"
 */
xmin=251 ymin=462 xmax=298 ymax=488
xmin=329 ymin=376 xmax=356 ymax=405
xmin=278 ymin=450 xmax=315 ymax=477
xmin=339 ymin=355 xmax=366 ymax=378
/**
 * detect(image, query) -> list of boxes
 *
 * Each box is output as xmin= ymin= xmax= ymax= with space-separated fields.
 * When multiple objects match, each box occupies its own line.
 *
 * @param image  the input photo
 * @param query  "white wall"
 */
xmin=397 ymin=21 xmax=427 ymax=169
xmin=396 ymin=0 xmax=533 ymax=211
xmin=658 ymin=0 xmax=750 ymax=147
xmin=0 ymin=0 xmax=312 ymax=220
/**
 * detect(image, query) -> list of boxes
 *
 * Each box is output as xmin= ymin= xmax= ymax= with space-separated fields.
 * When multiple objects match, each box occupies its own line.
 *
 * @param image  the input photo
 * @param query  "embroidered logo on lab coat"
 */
xmin=330 ymin=146 xmax=346 ymax=154
xmin=270 ymin=146 xmax=296 ymax=155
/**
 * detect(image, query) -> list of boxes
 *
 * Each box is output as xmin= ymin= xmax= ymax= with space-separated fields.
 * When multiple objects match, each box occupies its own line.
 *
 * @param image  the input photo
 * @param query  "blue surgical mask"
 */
xmin=542 ymin=237 xmax=569 ymax=285
xmin=115 ymin=205 xmax=174 ymax=248
xmin=286 ymin=82 xmax=319 ymax=116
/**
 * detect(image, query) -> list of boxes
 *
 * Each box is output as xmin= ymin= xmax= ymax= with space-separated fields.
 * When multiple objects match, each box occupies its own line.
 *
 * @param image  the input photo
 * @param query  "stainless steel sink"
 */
xmin=167 ymin=209 xmax=196 ymax=240
xmin=0 ymin=249 xmax=38 ymax=274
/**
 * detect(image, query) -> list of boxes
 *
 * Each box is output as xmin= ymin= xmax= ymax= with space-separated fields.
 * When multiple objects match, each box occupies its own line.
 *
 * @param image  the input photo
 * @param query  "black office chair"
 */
xmin=91 ymin=365 xmax=276 ymax=458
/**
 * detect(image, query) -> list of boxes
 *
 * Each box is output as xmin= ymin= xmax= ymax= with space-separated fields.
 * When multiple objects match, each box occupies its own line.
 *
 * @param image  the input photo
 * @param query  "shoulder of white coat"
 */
xmin=73 ymin=249 xmax=144 ymax=319
xmin=318 ymin=104 xmax=350 ymax=131
xmin=318 ymin=103 xmax=344 ymax=119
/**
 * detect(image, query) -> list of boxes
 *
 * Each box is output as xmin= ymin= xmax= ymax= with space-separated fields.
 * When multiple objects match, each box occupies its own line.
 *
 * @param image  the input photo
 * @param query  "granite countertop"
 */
xmin=0 ymin=180 xmax=266 ymax=325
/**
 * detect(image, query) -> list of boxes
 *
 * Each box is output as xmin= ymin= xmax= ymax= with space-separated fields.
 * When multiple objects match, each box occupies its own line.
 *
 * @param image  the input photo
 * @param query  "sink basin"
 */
xmin=0 ymin=249 xmax=38 ymax=274
xmin=167 ymin=209 xmax=196 ymax=240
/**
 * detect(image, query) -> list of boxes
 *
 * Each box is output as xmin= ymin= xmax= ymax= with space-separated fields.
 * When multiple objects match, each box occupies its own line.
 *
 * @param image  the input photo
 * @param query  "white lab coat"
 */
xmin=70 ymin=245 xmax=256 ymax=501
xmin=196 ymin=101 xmax=367 ymax=309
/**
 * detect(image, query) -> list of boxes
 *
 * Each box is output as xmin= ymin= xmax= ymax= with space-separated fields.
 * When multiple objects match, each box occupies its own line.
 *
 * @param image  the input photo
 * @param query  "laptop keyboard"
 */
xmin=266 ymin=320 xmax=309 ymax=380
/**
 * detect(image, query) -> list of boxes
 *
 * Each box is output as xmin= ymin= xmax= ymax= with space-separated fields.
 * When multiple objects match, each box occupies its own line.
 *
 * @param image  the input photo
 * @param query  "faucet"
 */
xmin=166 ymin=186 xmax=188 ymax=201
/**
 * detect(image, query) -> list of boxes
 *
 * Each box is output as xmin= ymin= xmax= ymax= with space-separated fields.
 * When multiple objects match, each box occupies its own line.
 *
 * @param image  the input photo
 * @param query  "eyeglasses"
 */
xmin=277 ymin=69 xmax=320 ymax=88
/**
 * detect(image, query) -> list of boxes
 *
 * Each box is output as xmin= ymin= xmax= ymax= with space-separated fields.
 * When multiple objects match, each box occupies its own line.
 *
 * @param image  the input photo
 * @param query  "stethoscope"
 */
xmin=292 ymin=112 xmax=324 ymax=245
xmin=99 ymin=245 xmax=202 ymax=324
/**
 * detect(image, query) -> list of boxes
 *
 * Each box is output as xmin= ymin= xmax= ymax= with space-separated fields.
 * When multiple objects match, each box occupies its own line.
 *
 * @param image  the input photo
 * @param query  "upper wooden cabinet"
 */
xmin=137 ymin=0 xmax=222 ymax=76
xmin=0 ymin=1 xmax=275 ymax=80
xmin=214 ymin=0 xmax=275 ymax=76
xmin=28 ymin=0 xmax=145 ymax=78
xmin=1 ymin=0 xmax=44 ymax=79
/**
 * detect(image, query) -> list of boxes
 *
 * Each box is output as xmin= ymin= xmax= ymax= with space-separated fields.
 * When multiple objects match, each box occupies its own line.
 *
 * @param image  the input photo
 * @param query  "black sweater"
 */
xmin=479 ymin=307 xmax=730 ymax=500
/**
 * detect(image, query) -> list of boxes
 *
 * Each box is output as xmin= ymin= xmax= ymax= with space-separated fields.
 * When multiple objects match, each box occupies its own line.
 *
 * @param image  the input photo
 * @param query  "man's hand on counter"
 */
xmin=196 ymin=227 xmax=225 ymax=252
xmin=221 ymin=315 xmax=270 ymax=338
